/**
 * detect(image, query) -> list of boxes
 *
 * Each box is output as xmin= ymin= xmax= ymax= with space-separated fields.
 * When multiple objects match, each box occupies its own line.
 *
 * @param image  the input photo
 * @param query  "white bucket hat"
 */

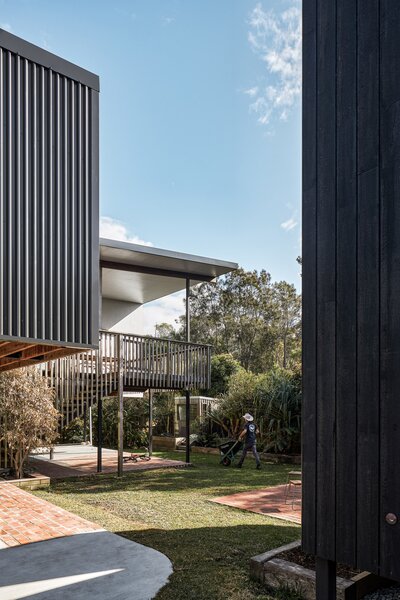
xmin=243 ymin=413 xmax=254 ymax=422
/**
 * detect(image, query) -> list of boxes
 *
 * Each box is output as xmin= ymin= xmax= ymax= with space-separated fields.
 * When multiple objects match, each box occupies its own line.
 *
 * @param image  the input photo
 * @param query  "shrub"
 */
xmin=0 ymin=368 xmax=59 ymax=478
xmin=92 ymin=396 xmax=149 ymax=450
xmin=257 ymin=368 xmax=301 ymax=454
xmin=60 ymin=417 xmax=85 ymax=444
xmin=190 ymin=418 xmax=222 ymax=447
xmin=210 ymin=366 xmax=301 ymax=453
xmin=152 ymin=392 xmax=175 ymax=436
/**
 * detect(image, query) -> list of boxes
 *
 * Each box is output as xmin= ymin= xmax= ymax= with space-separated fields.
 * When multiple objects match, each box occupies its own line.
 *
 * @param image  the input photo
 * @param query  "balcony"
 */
xmin=49 ymin=331 xmax=212 ymax=426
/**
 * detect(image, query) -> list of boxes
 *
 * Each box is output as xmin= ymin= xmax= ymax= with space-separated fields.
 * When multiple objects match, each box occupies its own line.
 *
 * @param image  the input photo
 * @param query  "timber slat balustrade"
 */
xmin=47 ymin=331 xmax=211 ymax=425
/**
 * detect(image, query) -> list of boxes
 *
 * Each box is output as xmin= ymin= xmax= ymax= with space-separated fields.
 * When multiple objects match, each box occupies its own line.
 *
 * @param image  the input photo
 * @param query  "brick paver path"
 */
xmin=210 ymin=484 xmax=301 ymax=524
xmin=0 ymin=483 xmax=101 ymax=547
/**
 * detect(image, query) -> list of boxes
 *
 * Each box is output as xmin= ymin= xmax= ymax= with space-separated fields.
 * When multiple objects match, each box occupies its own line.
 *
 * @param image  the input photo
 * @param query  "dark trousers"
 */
xmin=238 ymin=444 xmax=260 ymax=466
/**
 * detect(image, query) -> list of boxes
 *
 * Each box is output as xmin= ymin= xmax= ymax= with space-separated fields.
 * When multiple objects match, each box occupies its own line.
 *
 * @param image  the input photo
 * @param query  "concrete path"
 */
xmin=0 ymin=530 xmax=172 ymax=599
xmin=0 ymin=484 xmax=172 ymax=599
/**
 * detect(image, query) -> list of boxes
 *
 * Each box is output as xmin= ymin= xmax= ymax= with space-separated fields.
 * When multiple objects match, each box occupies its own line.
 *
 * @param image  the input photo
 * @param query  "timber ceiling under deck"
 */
xmin=0 ymin=341 xmax=80 ymax=372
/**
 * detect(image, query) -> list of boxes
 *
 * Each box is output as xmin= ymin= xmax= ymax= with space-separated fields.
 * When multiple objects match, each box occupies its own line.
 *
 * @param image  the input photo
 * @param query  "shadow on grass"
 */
xmin=116 ymin=523 xmax=300 ymax=600
xmin=46 ymin=461 xmax=293 ymax=497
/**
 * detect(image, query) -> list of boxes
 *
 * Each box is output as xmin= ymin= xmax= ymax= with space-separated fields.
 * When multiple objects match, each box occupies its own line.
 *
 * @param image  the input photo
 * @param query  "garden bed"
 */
xmin=192 ymin=446 xmax=301 ymax=464
xmin=260 ymin=452 xmax=301 ymax=465
xmin=250 ymin=540 xmax=388 ymax=600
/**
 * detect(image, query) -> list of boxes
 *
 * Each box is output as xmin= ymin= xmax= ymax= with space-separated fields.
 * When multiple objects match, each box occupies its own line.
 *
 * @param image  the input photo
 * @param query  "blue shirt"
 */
xmin=244 ymin=422 xmax=257 ymax=446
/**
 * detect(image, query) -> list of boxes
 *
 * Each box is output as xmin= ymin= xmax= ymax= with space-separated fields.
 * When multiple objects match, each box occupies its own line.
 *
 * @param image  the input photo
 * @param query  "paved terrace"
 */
xmin=211 ymin=484 xmax=302 ymax=525
xmin=30 ymin=444 xmax=186 ymax=478
xmin=0 ymin=483 xmax=172 ymax=599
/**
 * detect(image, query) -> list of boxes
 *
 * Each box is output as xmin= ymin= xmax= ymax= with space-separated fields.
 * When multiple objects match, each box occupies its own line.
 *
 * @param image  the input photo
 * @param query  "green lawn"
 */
xmin=34 ymin=452 xmax=301 ymax=600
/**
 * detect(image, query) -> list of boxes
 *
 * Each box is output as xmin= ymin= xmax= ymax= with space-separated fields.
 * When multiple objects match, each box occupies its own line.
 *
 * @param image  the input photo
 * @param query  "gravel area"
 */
xmin=364 ymin=587 xmax=400 ymax=599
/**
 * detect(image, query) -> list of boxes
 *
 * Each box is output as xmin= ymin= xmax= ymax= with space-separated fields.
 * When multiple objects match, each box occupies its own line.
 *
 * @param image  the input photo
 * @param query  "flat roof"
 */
xmin=100 ymin=238 xmax=238 ymax=304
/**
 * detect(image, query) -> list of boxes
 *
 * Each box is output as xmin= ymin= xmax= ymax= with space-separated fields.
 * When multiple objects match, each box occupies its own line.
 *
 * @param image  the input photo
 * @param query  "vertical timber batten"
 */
xmin=303 ymin=0 xmax=400 ymax=583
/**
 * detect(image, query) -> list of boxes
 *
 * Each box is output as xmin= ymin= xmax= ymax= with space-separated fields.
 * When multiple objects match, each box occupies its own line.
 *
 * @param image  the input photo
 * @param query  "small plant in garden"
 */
xmin=0 ymin=368 xmax=59 ymax=478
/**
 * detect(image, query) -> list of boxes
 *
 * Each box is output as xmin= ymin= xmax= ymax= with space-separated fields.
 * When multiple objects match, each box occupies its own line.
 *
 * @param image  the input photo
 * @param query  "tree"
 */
xmin=271 ymin=281 xmax=301 ymax=369
xmin=154 ymin=322 xmax=178 ymax=339
xmin=209 ymin=354 xmax=241 ymax=397
xmin=169 ymin=268 xmax=301 ymax=373
xmin=0 ymin=368 xmax=59 ymax=478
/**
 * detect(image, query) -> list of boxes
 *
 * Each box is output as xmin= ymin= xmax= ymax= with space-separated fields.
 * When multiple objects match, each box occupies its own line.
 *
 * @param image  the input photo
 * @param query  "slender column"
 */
xmin=97 ymin=396 xmax=103 ymax=472
xmin=89 ymin=406 xmax=93 ymax=446
xmin=185 ymin=277 xmax=191 ymax=464
xmin=117 ymin=334 xmax=124 ymax=477
xmin=97 ymin=339 xmax=103 ymax=472
xmin=149 ymin=388 xmax=153 ymax=457
xmin=83 ymin=403 xmax=87 ymax=443
xmin=316 ymin=557 xmax=336 ymax=600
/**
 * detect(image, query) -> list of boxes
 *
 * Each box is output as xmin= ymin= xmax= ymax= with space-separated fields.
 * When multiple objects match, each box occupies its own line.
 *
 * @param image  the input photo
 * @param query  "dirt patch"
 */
xmin=277 ymin=547 xmax=362 ymax=580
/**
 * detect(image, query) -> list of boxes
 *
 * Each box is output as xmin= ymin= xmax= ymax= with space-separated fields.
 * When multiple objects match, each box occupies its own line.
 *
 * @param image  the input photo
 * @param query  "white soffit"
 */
xmin=100 ymin=238 xmax=238 ymax=305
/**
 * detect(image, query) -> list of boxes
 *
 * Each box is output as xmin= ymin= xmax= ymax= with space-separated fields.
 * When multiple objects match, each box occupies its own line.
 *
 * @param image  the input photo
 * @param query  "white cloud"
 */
xmin=163 ymin=16 xmax=175 ymax=26
xmin=246 ymin=2 xmax=301 ymax=126
xmin=139 ymin=291 xmax=185 ymax=335
xmin=244 ymin=86 xmax=259 ymax=97
xmin=0 ymin=23 xmax=12 ymax=32
xmin=113 ymin=291 xmax=185 ymax=336
xmin=100 ymin=216 xmax=153 ymax=247
xmin=281 ymin=217 xmax=298 ymax=232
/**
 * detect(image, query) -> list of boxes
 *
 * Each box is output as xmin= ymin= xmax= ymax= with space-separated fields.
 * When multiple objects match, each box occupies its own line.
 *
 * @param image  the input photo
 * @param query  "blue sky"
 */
xmin=1 ymin=1 xmax=301 ymax=331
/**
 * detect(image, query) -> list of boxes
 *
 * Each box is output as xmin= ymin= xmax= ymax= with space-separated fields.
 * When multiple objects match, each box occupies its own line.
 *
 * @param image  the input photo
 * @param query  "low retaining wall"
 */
xmin=152 ymin=436 xmax=185 ymax=451
xmin=250 ymin=541 xmax=385 ymax=600
xmin=0 ymin=472 xmax=50 ymax=490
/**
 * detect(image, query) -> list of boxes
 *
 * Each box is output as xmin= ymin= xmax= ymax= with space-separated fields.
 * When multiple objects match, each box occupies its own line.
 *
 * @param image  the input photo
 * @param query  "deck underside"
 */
xmin=0 ymin=341 xmax=80 ymax=372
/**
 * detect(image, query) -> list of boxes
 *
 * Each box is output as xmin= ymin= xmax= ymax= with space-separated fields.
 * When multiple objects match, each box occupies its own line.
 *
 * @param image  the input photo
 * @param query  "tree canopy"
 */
xmin=167 ymin=268 xmax=301 ymax=373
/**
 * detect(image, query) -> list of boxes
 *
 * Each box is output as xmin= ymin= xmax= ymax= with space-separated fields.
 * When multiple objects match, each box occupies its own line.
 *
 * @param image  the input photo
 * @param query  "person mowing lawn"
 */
xmin=236 ymin=413 xmax=261 ymax=470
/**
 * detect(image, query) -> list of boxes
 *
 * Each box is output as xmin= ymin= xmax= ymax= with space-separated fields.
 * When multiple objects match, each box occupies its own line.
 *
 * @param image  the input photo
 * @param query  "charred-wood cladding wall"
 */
xmin=0 ymin=30 xmax=99 ymax=349
xmin=302 ymin=0 xmax=400 ymax=581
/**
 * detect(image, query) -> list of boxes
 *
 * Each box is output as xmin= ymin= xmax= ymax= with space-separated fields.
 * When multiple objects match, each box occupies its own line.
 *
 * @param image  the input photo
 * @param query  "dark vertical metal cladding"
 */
xmin=380 ymin=0 xmax=400 ymax=581
xmin=0 ymin=29 xmax=99 ymax=349
xmin=303 ymin=0 xmax=400 ymax=582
